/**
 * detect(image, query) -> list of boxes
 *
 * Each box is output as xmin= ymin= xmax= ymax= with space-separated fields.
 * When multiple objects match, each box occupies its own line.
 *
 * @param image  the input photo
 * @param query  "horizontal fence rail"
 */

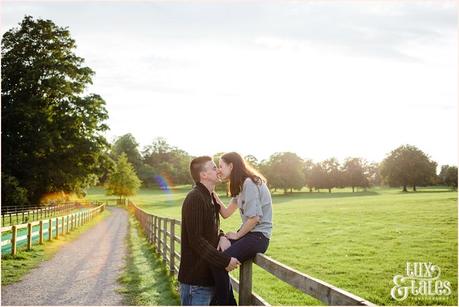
xmin=1 ymin=203 xmax=105 ymax=256
xmin=0 ymin=201 xmax=97 ymax=227
xmin=127 ymin=201 xmax=374 ymax=306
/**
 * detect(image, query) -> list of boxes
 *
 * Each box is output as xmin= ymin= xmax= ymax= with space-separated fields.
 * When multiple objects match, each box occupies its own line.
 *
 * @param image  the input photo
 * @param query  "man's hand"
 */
xmin=217 ymin=236 xmax=231 ymax=252
xmin=225 ymin=231 xmax=239 ymax=240
xmin=225 ymin=257 xmax=241 ymax=272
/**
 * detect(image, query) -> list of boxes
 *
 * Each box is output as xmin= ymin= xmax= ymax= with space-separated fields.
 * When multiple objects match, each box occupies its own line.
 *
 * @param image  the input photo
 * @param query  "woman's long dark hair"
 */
xmin=220 ymin=152 xmax=266 ymax=197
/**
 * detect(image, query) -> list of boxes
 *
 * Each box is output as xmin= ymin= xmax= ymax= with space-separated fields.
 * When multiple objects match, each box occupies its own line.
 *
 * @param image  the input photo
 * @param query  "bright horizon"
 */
xmin=2 ymin=0 xmax=457 ymax=165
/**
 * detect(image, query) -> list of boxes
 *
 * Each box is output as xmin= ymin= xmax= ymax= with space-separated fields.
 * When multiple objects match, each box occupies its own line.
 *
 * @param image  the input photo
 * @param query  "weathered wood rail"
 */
xmin=1 ymin=203 xmax=105 ymax=255
xmin=1 ymin=201 xmax=90 ymax=227
xmin=127 ymin=201 xmax=375 ymax=306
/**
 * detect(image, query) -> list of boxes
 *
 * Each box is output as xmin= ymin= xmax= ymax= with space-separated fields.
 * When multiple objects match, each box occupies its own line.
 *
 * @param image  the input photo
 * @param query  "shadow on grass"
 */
xmin=118 ymin=216 xmax=179 ymax=306
xmin=396 ymin=190 xmax=455 ymax=194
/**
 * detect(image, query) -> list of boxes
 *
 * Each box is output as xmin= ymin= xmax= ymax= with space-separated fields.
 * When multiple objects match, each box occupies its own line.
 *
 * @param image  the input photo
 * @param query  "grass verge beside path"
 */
xmin=1 ymin=208 xmax=111 ymax=285
xmin=117 ymin=214 xmax=180 ymax=305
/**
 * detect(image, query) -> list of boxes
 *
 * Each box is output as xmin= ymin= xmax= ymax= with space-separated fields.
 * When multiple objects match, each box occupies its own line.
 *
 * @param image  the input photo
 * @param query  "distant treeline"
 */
xmin=110 ymin=134 xmax=458 ymax=194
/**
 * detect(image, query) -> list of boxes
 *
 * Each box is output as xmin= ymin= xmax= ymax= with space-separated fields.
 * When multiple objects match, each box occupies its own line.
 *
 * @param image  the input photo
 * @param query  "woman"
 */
xmin=210 ymin=152 xmax=273 ymax=305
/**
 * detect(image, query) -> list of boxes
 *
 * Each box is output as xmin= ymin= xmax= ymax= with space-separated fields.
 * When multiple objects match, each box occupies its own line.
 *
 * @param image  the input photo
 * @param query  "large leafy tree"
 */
xmin=142 ymin=137 xmax=191 ymax=186
xmin=321 ymin=158 xmax=342 ymax=193
xmin=439 ymin=165 xmax=458 ymax=190
xmin=263 ymin=152 xmax=305 ymax=194
xmin=1 ymin=16 xmax=109 ymax=204
xmin=105 ymin=153 xmax=141 ymax=202
xmin=342 ymin=157 xmax=370 ymax=192
xmin=380 ymin=145 xmax=437 ymax=192
xmin=111 ymin=133 xmax=143 ymax=172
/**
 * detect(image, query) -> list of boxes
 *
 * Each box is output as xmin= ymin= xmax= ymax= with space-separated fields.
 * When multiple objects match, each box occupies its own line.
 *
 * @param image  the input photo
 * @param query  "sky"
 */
xmin=1 ymin=0 xmax=457 ymax=166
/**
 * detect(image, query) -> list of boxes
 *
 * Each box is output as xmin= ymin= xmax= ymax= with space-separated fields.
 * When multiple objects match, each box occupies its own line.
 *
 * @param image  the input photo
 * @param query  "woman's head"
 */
xmin=219 ymin=152 xmax=266 ymax=197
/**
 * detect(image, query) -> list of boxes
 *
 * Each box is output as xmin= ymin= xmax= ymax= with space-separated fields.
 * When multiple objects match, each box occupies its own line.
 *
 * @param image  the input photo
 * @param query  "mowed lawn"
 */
xmin=87 ymin=186 xmax=457 ymax=306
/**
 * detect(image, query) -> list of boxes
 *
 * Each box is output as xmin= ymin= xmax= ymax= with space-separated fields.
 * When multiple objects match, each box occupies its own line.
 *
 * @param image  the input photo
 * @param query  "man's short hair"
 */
xmin=190 ymin=156 xmax=212 ymax=183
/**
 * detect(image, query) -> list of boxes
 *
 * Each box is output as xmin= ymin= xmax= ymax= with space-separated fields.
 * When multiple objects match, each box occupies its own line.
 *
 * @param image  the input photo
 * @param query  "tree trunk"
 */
xmin=309 ymin=187 xmax=312 ymax=192
xmin=328 ymin=188 xmax=331 ymax=193
xmin=352 ymin=186 xmax=355 ymax=193
xmin=290 ymin=188 xmax=292 ymax=193
xmin=402 ymin=185 xmax=407 ymax=192
xmin=413 ymin=185 xmax=416 ymax=192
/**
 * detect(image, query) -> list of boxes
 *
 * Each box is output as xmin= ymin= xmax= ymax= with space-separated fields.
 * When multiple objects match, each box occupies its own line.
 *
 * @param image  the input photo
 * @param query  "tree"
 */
xmin=309 ymin=163 xmax=327 ymax=192
xmin=1 ymin=173 xmax=29 ymax=207
xmin=366 ymin=162 xmax=381 ymax=187
xmin=342 ymin=158 xmax=369 ymax=192
xmin=112 ymin=133 xmax=143 ymax=172
xmin=244 ymin=155 xmax=259 ymax=169
xmin=445 ymin=166 xmax=458 ymax=190
xmin=1 ymin=16 xmax=109 ymax=204
xmin=440 ymin=165 xmax=458 ymax=190
xmin=105 ymin=154 xmax=141 ymax=202
xmin=142 ymin=137 xmax=191 ymax=186
xmin=263 ymin=152 xmax=304 ymax=194
xmin=321 ymin=158 xmax=342 ymax=193
xmin=380 ymin=145 xmax=437 ymax=192
xmin=303 ymin=159 xmax=315 ymax=192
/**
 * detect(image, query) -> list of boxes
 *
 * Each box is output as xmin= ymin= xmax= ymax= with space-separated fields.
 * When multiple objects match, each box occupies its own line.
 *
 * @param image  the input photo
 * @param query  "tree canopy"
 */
xmin=105 ymin=154 xmax=141 ymax=201
xmin=1 ymin=16 xmax=109 ymax=205
xmin=380 ymin=145 xmax=437 ymax=192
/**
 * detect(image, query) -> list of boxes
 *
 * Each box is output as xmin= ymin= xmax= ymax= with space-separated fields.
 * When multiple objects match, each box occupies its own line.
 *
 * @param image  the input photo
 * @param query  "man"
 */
xmin=178 ymin=156 xmax=240 ymax=305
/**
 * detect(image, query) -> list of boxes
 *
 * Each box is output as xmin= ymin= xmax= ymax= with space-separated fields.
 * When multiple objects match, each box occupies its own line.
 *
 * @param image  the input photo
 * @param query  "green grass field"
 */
xmin=116 ymin=212 xmax=180 ymax=305
xmin=87 ymin=186 xmax=457 ymax=306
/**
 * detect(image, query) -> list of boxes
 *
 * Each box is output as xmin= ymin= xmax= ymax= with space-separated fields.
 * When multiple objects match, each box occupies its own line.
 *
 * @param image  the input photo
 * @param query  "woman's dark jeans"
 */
xmin=211 ymin=232 xmax=269 ymax=305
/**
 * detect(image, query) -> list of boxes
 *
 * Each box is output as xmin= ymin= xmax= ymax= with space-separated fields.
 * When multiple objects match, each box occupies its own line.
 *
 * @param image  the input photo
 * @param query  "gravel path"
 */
xmin=1 ymin=207 xmax=128 ymax=306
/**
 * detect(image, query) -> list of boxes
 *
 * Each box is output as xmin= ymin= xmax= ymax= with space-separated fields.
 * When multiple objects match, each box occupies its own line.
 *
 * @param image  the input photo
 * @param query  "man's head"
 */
xmin=190 ymin=156 xmax=219 ymax=185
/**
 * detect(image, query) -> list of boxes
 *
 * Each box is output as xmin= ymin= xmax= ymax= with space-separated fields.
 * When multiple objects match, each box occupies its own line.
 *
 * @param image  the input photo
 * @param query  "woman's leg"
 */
xmin=211 ymin=233 xmax=269 ymax=305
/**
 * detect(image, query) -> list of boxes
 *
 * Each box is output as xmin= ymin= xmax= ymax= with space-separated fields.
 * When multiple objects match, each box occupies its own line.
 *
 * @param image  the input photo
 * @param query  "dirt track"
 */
xmin=1 ymin=207 xmax=128 ymax=306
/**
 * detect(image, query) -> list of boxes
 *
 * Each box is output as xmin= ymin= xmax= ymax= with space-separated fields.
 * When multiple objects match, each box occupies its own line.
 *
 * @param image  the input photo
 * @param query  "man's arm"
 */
xmin=183 ymin=193 xmax=232 ymax=269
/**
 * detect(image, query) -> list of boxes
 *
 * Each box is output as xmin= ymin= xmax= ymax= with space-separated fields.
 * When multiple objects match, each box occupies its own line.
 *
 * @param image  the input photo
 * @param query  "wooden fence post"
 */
xmin=170 ymin=219 xmax=175 ymax=275
xmin=55 ymin=217 xmax=59 ymax=239
xmin=239 ymin=259 xmax=253 ymax=305
xmin=27 ymin=223 xmax=32 ymax=250
xmin=48 ymin=219 xmax=52 ymax=241
xmin=61 ymin=216 xmax=65 ymax=236
xmin=158 ymin=218 xmax=162 ymax=253
xmin=39 ymin=220 xmax=44 ymax=244
xmin=11 ymin=225 xmax=17 ymax=255
xmin=162 ymin=218 xmax=167 ymax=264
xmin=153 ymin=216 xmax=157 ymax=246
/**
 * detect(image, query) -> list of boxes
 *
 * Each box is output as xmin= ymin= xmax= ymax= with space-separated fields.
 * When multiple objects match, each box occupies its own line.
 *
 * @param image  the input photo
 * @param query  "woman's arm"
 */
xmin=226 ymin=216 xmax=260 ymax=240
xmin=213 ymin=192 xmax=238 ymax=219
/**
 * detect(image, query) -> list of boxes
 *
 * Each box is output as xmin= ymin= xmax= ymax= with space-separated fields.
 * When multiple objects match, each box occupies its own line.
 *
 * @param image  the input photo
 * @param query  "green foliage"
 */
xmin=1 ymin=16 xmax=109 ymax=203
xmin=262 ymin=152 xmax=305 ymax=193
xmin=142 ymin=137 xmax=191 ymax=186
xmin=112 ymin=133 xmax=143 ymax=172
xmin=1 ymin=173 xmax=29 ymax=207
xmin=380 ymin=145 xmax=437 ymax=191
xmin=439 ymin=165 xmax=458 ymax=189
xmin=106 ymin=154 xmax=142 ymax=200
xmin=342 ymin=157 xmax=369 ymax=192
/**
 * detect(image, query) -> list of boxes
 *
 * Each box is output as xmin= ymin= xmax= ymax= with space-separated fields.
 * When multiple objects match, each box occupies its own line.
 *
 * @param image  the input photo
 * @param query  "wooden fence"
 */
xmin=127 ymin=201 xmax=375 ymax=306
xmin=1 ymin=202 xmax=90 ymax=227
xmin=1 ymin=203 xmax=105 ymax=255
